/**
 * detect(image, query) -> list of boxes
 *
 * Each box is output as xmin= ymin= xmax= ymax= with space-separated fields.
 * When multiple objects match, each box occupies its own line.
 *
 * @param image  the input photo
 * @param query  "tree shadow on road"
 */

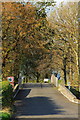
xmin=13 ymin=88 xmax=79 ymax=120
xmin=16 ymin=96 xmax=65 ymax=116
xmin=13 ymin=118 xmax=78 ymax=120
xmin=14 ymin=88 xmax=65 ymax=116
xmin=12 ymin=87 xmax=79 ymax=120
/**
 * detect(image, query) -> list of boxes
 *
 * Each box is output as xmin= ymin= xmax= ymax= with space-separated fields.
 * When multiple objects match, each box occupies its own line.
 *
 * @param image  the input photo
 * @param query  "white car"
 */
xmin=44 ymin=78 xmax=49 ymax=83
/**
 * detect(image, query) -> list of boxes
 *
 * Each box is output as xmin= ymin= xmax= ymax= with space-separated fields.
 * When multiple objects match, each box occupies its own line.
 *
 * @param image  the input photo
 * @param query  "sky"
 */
xmin=55 ymin=0 xmax=80 ymax=2
xmin=55 ymin=0 xmax=64 ymax=3
xmin=24 ymin=0 xmax=79 ymax=3
xmin=54 ymin=0 xmax=65 ymax=6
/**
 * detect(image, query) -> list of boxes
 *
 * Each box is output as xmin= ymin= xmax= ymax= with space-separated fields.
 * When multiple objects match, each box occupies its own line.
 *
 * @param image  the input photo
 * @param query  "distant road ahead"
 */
xmin=14 ymin=83 xmax=79 ymax=120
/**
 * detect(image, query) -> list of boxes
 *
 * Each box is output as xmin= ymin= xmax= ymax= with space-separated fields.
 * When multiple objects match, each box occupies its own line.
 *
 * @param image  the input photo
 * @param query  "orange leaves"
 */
xmin=2 ymin=2 xmax=54 ymax=79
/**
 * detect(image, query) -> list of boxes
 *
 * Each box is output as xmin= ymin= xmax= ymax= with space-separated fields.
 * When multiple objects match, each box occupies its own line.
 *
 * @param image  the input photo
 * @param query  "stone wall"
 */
xmin=51 ymin=74 xmax=58 ymax=87
xmin=58 ymin=84 xmax=79 ymax=103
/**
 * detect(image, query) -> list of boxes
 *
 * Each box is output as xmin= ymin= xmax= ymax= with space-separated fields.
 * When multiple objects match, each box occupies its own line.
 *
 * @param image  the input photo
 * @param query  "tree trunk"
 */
xmin=36 ymin=72 xmax=40 ymax=83
xmin=78 ymin=1 xmax=80 ymax=90
xmin=63 ymin=57 xmax=67 ymax=85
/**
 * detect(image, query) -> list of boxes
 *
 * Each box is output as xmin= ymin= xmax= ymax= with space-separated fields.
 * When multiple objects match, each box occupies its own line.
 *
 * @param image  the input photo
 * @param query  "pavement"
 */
xmin=13 ymin=83 xmax=79 ymax=120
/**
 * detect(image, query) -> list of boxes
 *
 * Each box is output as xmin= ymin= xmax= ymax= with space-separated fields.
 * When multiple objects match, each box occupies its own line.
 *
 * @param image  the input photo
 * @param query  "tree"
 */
xmin=2 ymin=1 xmax=56 ymax=83
xmin=2 ymin=2 xmax=38 ymax=80
xmin=78 ymin=1 xmax=80 ymax=89
xmin=20 ymin=2 xmax=56 ymax=82
xmin=47 ymin=2 xmax=79 ymax=85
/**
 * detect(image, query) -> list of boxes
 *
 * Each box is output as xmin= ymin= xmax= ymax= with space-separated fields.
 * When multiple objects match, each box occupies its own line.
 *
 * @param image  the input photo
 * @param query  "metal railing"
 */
xmin=13 ymin=78 xmax=23 ymax=98
xmin=13 ymin=84 xmax=19 ymax=98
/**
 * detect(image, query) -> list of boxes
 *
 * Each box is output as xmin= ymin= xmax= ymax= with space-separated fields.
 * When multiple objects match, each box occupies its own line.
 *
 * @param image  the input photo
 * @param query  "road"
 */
xmin=13 ymin=83 xmax=79 ymax=120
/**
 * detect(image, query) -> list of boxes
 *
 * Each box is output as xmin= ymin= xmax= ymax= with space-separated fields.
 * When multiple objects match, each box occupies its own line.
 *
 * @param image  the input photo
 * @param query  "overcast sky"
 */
xmin=55 ymin=0 xmax=79 ymax=2
xmin=54 ymin=0 xmax=65 ymax=6
xmin=55 ymin=0 xmax=64 ymax=3
xmin=24 ymin=0 xmax=79 ymax=3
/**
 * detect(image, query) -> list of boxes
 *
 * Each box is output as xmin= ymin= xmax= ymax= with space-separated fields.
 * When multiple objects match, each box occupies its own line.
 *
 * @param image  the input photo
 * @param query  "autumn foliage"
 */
xmin=2 ymin=2 xmax=79 ymax=86
xmin=2 ymin=2 xmax=54 ymax=82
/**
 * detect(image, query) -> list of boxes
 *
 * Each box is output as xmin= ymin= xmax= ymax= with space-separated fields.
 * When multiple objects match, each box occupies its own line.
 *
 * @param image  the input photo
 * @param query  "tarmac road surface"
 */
xmin=13 ymin=83 xmax=79 ymax=120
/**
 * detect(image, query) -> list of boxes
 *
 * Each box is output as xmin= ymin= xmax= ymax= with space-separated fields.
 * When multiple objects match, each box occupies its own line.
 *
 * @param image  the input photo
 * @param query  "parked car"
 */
xmin=44 ymin=78 xmax=49 ymax=83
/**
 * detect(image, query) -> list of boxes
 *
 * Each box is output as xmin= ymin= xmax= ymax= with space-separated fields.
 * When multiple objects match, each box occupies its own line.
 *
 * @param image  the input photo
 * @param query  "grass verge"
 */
xmin=0 ymin=112 xmax=11 ymax=120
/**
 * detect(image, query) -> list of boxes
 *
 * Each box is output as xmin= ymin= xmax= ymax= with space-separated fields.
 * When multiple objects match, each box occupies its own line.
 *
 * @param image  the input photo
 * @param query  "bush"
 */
xmin=2 ymin=81 xmax=13 ymax=108
xmin=0 ymin=112 xmax=11 ymax=120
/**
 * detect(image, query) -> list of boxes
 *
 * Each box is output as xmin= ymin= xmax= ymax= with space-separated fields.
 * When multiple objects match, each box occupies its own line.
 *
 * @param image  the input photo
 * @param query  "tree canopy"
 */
xmin=2 ymin=2 xmax=55 ymax=82
xmin=47 ymin=2 xmax=79 ymax=85
xmin=2 ymin=1 xmax=79 ymax=86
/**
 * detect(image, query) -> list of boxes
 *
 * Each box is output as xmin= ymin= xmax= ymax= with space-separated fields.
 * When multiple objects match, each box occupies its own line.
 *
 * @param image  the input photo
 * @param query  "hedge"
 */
xmin=0 ymin=112 xmax=11 ymax=120
xmin=2 ymin=81 xmax=13 ymax=108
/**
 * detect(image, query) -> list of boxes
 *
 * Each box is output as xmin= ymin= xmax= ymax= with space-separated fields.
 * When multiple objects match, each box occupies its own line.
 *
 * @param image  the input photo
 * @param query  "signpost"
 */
xmin=7 ymin=76 xmax=14 ymax=88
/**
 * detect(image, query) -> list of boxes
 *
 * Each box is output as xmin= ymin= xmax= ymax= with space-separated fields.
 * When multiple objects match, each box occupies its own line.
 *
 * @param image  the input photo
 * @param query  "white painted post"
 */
xmin=68 ymin=82 xmax=71 ymax=90
xmin=56 ymin=77 xmax=58 ymax=87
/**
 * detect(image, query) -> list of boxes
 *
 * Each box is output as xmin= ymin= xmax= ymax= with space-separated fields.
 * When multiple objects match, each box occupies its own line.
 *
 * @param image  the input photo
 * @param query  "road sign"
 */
xmin=57 ymin=73 xmax=60 ymax=80
xmin=7 ymin=76 xmax=14 ymax=82
xmin=7 ymin=76 xmax=14 ymax=88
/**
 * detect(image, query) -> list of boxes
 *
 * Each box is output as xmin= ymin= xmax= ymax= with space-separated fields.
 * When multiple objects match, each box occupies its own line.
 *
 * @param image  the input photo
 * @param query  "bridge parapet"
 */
xmin=13 ymin=77 xmax=23 ymax=98
xmin=58 ymin=84 xmax=79 ymax=104
xmin=51 ymin=74 xmax=58 ymax=87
